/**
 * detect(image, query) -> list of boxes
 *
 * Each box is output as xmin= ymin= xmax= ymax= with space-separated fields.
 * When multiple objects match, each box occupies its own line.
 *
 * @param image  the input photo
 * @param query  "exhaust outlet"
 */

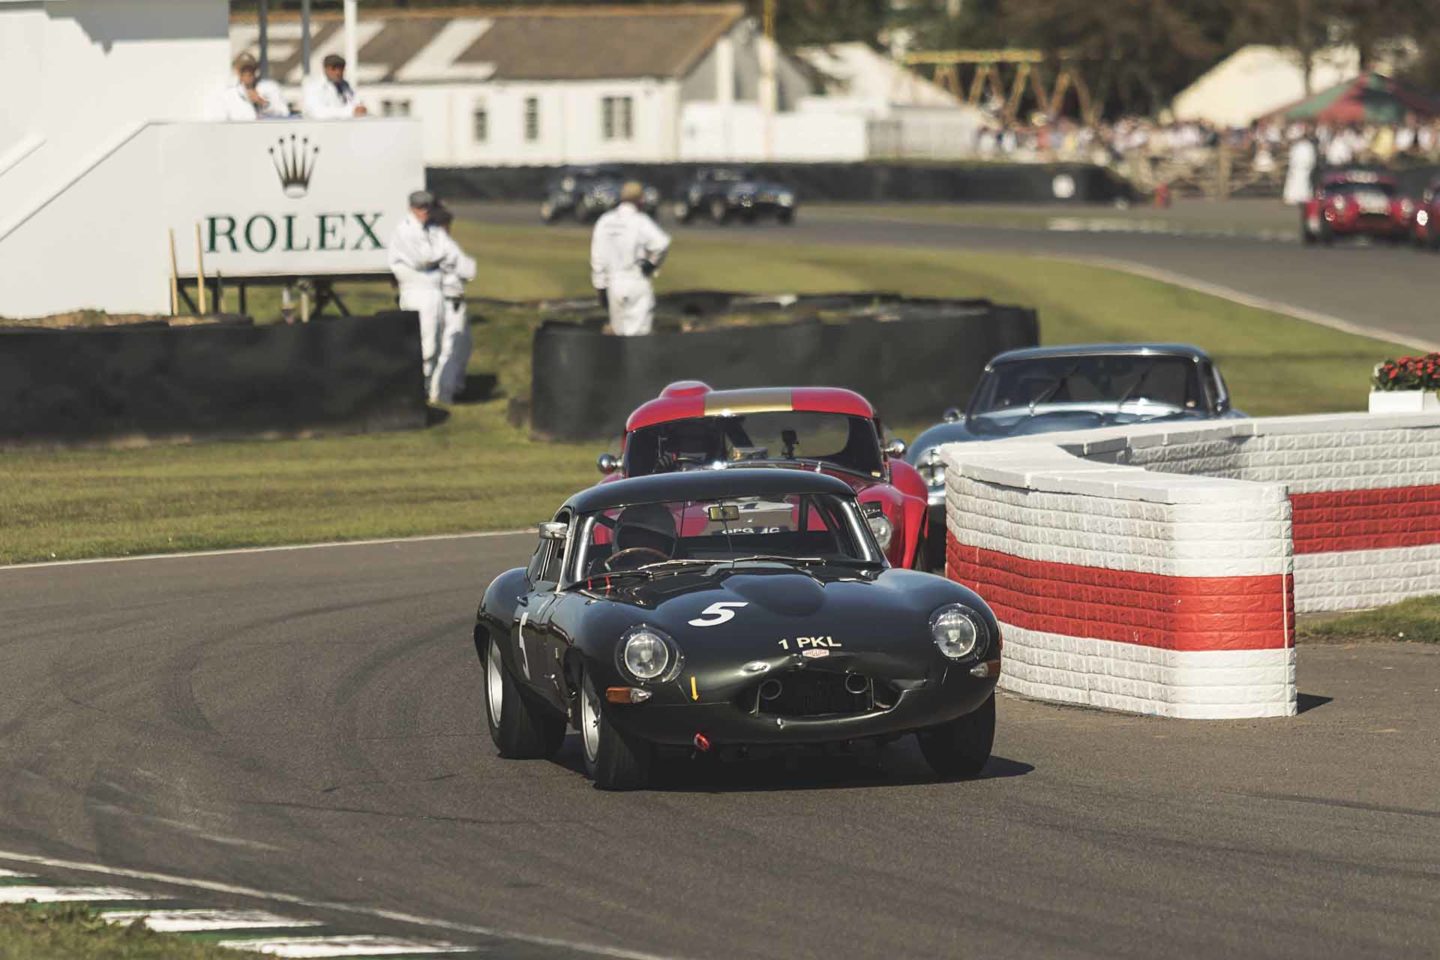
xmin=758 ymin=678 xmax=784 ymax=701
xmin=844 ymin=673 xmax=870 ymax=695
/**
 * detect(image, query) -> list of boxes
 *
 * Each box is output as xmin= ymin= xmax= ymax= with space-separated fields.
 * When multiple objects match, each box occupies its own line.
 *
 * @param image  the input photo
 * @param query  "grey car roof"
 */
xmin=563 ymin=469 xmax=854 ymax=514
xmin=987 ymin=343 xmax=1212 ymax=366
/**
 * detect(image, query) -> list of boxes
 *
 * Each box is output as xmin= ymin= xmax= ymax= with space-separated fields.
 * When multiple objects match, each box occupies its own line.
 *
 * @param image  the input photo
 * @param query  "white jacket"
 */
xmin=387 ymin=213 xmax=451 ymax=291
xmin=590 ymin=202 xmax=670 ymax=290
xmin=436 ymin=228 xmax=477 ymax=298
xmin=303 ymin=77 xmax=363 ymax=119
xmin=205 ymin=79 xmax=290 ymax=121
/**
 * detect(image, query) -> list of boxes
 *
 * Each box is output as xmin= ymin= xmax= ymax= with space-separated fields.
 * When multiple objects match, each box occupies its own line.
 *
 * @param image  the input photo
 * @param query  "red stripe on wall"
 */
xmin=1290 ymin=484 xmax=1440 ymax=554
xmin=946 ymin=534 xmax=1294 ymax=652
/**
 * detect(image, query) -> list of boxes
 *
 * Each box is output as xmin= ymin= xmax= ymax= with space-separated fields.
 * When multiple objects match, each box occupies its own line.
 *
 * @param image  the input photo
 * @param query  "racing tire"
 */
xmin=673 ymin=201 xmax=694 ymax=224
xmin=579 ymin=668 xmax=653 ymax=791
xmin=777 ymin=208 xmax=795 ymax=225
xmin=916 ymin=693 xmax=995 ymax=780
xmin=1300 ymin=216 xmax=1315 ymax=245
xmin=539 ymin=201 xmax=560 ymax=225
xmin=1319 ymin=221 xmax=1334 ymax=246
xmin=709 ymin=197 xmax=731 ymax=225
xmin=484 ymin=635 xmax=566 ymax=759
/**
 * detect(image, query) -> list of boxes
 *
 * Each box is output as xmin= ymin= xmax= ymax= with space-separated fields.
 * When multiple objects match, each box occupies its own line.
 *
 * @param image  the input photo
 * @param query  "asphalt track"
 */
xmin=471 ymin=202 xmax=1440 ymax=349
xmin=3 ymin=537 xmax=1440 ymax=959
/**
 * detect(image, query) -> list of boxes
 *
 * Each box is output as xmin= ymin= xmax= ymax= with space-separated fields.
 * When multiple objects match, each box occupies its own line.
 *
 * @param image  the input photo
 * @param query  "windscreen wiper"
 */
xmin=1028 ymin=363 xmax=1081 ymax=414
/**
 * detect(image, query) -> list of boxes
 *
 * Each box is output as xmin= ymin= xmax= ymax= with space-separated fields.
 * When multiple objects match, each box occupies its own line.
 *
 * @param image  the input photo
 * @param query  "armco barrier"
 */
xmin=530 ymin=295 xmax=1038 ymax=441
xmin=941 ymin=412 xmax=1440 ymax=719
xmin=0 ymin=312 xmax=426 ymax=446
xmin=429 ymin=161 xmax=1135 ymax=205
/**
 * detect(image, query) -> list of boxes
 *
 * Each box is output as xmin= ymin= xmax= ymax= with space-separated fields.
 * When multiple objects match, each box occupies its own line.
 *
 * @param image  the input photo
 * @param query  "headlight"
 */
xmin=619 ymin=625 xmax=679 ymax=682
xmin=561 ymin=176 xmax=576 ymax=191
xmin=643 ymin=187 xmax=660 ymax=204
xmin=1419 ymin=210 xmax=1430 ymax=226
xmin=1401 ymin=199 xmax=1416 ymax=216
xmin=930 ymin=604 xmax=984 ymax=660
xmin=778 ymin=192 xmax=794 ymax=206
xmin=868 ymin=513 xmax=894 ymax=551
xmin=1332 ymin=196 xmax=1347 ymax=212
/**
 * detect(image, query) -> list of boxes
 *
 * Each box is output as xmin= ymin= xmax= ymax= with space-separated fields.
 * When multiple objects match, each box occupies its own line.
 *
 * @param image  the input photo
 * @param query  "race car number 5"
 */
xmin=688 ymin=601 xmax=748 ymax=627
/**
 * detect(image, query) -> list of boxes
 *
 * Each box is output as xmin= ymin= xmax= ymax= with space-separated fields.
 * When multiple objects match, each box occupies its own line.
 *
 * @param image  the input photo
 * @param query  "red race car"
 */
xmin=597 ymin=382 xmax=931 ymax=569
xmin=1411 ymin=176 xmax=1440 ymax=250
xmin=1302 ymin=169 xmax=1414 ymax=245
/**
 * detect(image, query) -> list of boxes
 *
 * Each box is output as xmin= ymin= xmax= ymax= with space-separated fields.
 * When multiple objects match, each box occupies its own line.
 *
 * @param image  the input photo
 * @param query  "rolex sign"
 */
xmin=160 ymin=118 xmax=423 ymax=279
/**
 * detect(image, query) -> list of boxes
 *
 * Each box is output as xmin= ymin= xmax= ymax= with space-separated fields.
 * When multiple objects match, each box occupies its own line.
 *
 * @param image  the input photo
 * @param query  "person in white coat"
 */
xmin=591 ymin=182 xmax=671 ymax=337
xmin=1283 ymin=130 xmax=1318 ymax=205
xmin=302 ymin=55 xmax=369 ymax=119
xmin=429 ymin=206 xmax=478 ymax=405
xmin=387 ymin=191 xmax=454 ymax=402
xmin=206 ymin=53 xmax=290 ymax=121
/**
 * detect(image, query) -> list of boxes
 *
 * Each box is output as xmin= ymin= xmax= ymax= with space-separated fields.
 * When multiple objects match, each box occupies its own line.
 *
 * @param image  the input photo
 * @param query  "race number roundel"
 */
xmin=688 ymin=601 xmax=748 ymax=627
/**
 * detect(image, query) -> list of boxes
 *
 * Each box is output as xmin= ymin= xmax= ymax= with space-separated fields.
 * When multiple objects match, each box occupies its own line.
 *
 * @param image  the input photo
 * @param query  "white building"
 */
xmin=1172 ymin=45 xmax=1361 ymax=128
xmin=231 ymin=3 xmax=816 ymax=167
xmin=0 ymin=0 xmax=421 ymax=318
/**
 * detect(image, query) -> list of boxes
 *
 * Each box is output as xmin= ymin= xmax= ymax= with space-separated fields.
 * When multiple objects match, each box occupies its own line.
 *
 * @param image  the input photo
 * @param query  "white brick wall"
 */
xmin=942 ymin=411 xmax=1440 ymax=718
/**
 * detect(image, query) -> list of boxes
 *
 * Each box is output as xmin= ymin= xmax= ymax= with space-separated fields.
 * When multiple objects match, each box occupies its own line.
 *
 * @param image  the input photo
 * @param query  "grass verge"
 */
xmin=0 ymin=221 xmax=1408 ymax=565
xmin=0 ymin=905 xmax=237 ymax=959
xmin=1297 ymin=597 xmax=1440 ymax=644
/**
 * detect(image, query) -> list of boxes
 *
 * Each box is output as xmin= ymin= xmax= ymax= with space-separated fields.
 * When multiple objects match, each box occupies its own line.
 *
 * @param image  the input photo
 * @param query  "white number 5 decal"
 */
xmin=688 ymin=601 xmax=748 ymax=627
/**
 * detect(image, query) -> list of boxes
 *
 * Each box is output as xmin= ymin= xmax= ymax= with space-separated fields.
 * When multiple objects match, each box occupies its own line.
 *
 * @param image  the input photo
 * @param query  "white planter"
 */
xmin=1369 ymin=389 xmax=1440 ymax=413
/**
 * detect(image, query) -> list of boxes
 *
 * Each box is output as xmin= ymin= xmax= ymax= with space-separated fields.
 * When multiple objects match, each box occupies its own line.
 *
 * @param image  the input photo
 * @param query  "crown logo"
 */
xmin=269 ymin=134 xmax=320 ymax=199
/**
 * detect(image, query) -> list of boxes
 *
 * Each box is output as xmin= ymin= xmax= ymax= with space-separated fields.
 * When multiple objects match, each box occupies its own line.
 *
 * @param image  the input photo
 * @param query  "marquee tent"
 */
xmin=1270 ymin=71 xmax=1440 ymax=124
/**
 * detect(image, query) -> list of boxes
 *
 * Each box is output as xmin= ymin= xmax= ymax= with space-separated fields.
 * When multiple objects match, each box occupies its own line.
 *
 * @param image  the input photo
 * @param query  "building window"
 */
xmin=524 ymin=97 xmax=540 ymax=142
xmin=602 ymin=95 xmax=634 ymax=141
xmin=381 ymin=99 xmax=411 ymax=117
xmin=473 ymin=102 xmax=488 ymax=143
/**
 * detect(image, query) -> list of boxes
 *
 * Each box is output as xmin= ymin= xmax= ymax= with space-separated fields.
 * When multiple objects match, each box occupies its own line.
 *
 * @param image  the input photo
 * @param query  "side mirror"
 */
xmin=883 ymin=437 xmax=907 ymax=458
xmin=942 ymin=407 xmax=962 ymax=424
xmin=538 ymin=520 xmax=568 ymax=541
xmin=596 ymin=453 xmax=620 ymax=475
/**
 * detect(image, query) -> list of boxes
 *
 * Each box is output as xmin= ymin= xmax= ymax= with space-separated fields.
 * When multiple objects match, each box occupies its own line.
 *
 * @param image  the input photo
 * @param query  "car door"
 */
xmin=513 ymin=512 xmax=570 ymax=712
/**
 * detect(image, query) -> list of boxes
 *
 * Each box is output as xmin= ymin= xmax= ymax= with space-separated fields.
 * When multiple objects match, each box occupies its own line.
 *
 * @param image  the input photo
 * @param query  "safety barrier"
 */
xmin=428 ymin=161 xmax=1135 ymax=205
xmin=0 ymin=312 xmax=426 ymax=447
xmin=530 ymin=293 xmax=1038 ymax=441
xmin=941 ymin=413 xmax=1440 ymax=719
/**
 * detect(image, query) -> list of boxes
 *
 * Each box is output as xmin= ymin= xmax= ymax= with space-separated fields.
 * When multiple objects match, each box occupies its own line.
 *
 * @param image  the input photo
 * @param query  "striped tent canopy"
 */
xmin=1272 ymin=71 xmax=1440 ymax=124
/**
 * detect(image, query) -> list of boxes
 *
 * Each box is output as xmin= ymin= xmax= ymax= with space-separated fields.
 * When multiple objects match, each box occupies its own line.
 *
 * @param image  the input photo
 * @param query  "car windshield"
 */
xmin=625 ymin=412 xmax=885 ymax=478
xmin=971 ymin=355 xmax=1205 ymax=417
xmin=567 ymin=493 xmax=882 ymax=582
xmin=710 ymin=169 xmax=753 ymax=182
xmin=1327 ymin=180 xmax=1395 ymax=196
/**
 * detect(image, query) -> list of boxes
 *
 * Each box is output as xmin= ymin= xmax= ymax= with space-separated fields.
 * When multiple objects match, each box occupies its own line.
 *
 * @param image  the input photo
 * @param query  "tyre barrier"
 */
xmin=941 ymin=412 xmax=1440 ymax=719
xmin=530 ymin=293 xmax=1039 ymax=442
xmin=428 ymin=161 xmax=1136 ymax=206
xmin=0 ymin=312 xmax=426 ymax=447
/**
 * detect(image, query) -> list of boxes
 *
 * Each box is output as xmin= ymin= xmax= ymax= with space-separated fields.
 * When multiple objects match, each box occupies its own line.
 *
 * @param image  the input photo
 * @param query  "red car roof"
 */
xmin=625 ymin=382 xmax=877 ymax=432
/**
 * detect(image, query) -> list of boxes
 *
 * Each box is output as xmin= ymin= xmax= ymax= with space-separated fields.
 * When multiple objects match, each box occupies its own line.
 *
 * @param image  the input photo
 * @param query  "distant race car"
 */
xmin=906 ymin=344 xmax=1245 ymax=569
xmin=474 ymin=469 xmax=1001 ymax=790
xmin=540 ymin=165 xmax=660 ymax=224
xmin=1410 ymin=176 xmax=1440 ymax=250
xmin=1301 ymin=169 xmax=1414 ymax=245
xmin=673 ymin=167 xmax=797 ymax=224
xmin=598 ymin=382 xmax=930 ymax=570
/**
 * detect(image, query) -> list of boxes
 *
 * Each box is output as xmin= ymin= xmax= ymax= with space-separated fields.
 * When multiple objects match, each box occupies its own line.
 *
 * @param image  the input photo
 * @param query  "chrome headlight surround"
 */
xmin=930 ymin=604 xmax=986 ymax=660
xmin=867 ymin=513 xmax=894 ymax=551
xmin=616 ymin=625 xmax=683 ymax=684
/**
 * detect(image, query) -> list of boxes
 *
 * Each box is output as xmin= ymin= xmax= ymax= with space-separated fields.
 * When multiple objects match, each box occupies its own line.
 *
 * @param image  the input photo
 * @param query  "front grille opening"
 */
xmin=748 ymin=671 xmax=895 ymax=718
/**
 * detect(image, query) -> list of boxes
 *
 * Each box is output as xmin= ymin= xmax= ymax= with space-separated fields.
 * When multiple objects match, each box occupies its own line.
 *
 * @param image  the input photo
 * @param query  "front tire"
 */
xmin=540 ymin=200 xmax=559 ymax=224
xmin=580 ymin=669 xmax=652 ymax=790
xmin=484 ymin=635 xmax=565 ymax=759
xmin=709 ymin=197 xmax=731 ymax=224
xmin=917 ymin=694 xmax=995 ymax=779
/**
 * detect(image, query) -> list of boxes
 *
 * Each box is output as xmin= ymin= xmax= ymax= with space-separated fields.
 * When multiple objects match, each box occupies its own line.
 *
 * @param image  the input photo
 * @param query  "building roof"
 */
xmin=231 ymin=4 xmax=746 ymax=86
xmin=564 ymin=468 xmax=854 ymax=513
xmin=626 ymin=383 xmax=878 ymax=432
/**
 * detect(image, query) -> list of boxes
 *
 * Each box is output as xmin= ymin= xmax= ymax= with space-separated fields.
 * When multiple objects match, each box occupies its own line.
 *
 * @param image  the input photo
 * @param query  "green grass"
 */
xmin=1298 ymin=597 xmax=1440 ymax=644
xmin=0 ymin=905 xmax=239 ymax=959
xmin=0 ymin=222 xmax=1408 ymax=565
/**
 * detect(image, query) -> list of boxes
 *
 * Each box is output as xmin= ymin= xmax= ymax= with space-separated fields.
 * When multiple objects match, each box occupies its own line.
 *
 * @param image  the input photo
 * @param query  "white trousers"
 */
xmin=399 ymin=284 xmax=445 ymax=391
xmin=607 ymin=278 xmax=655 ymax=337
xmin=432 ymin=296 xmax=473 ymax=404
